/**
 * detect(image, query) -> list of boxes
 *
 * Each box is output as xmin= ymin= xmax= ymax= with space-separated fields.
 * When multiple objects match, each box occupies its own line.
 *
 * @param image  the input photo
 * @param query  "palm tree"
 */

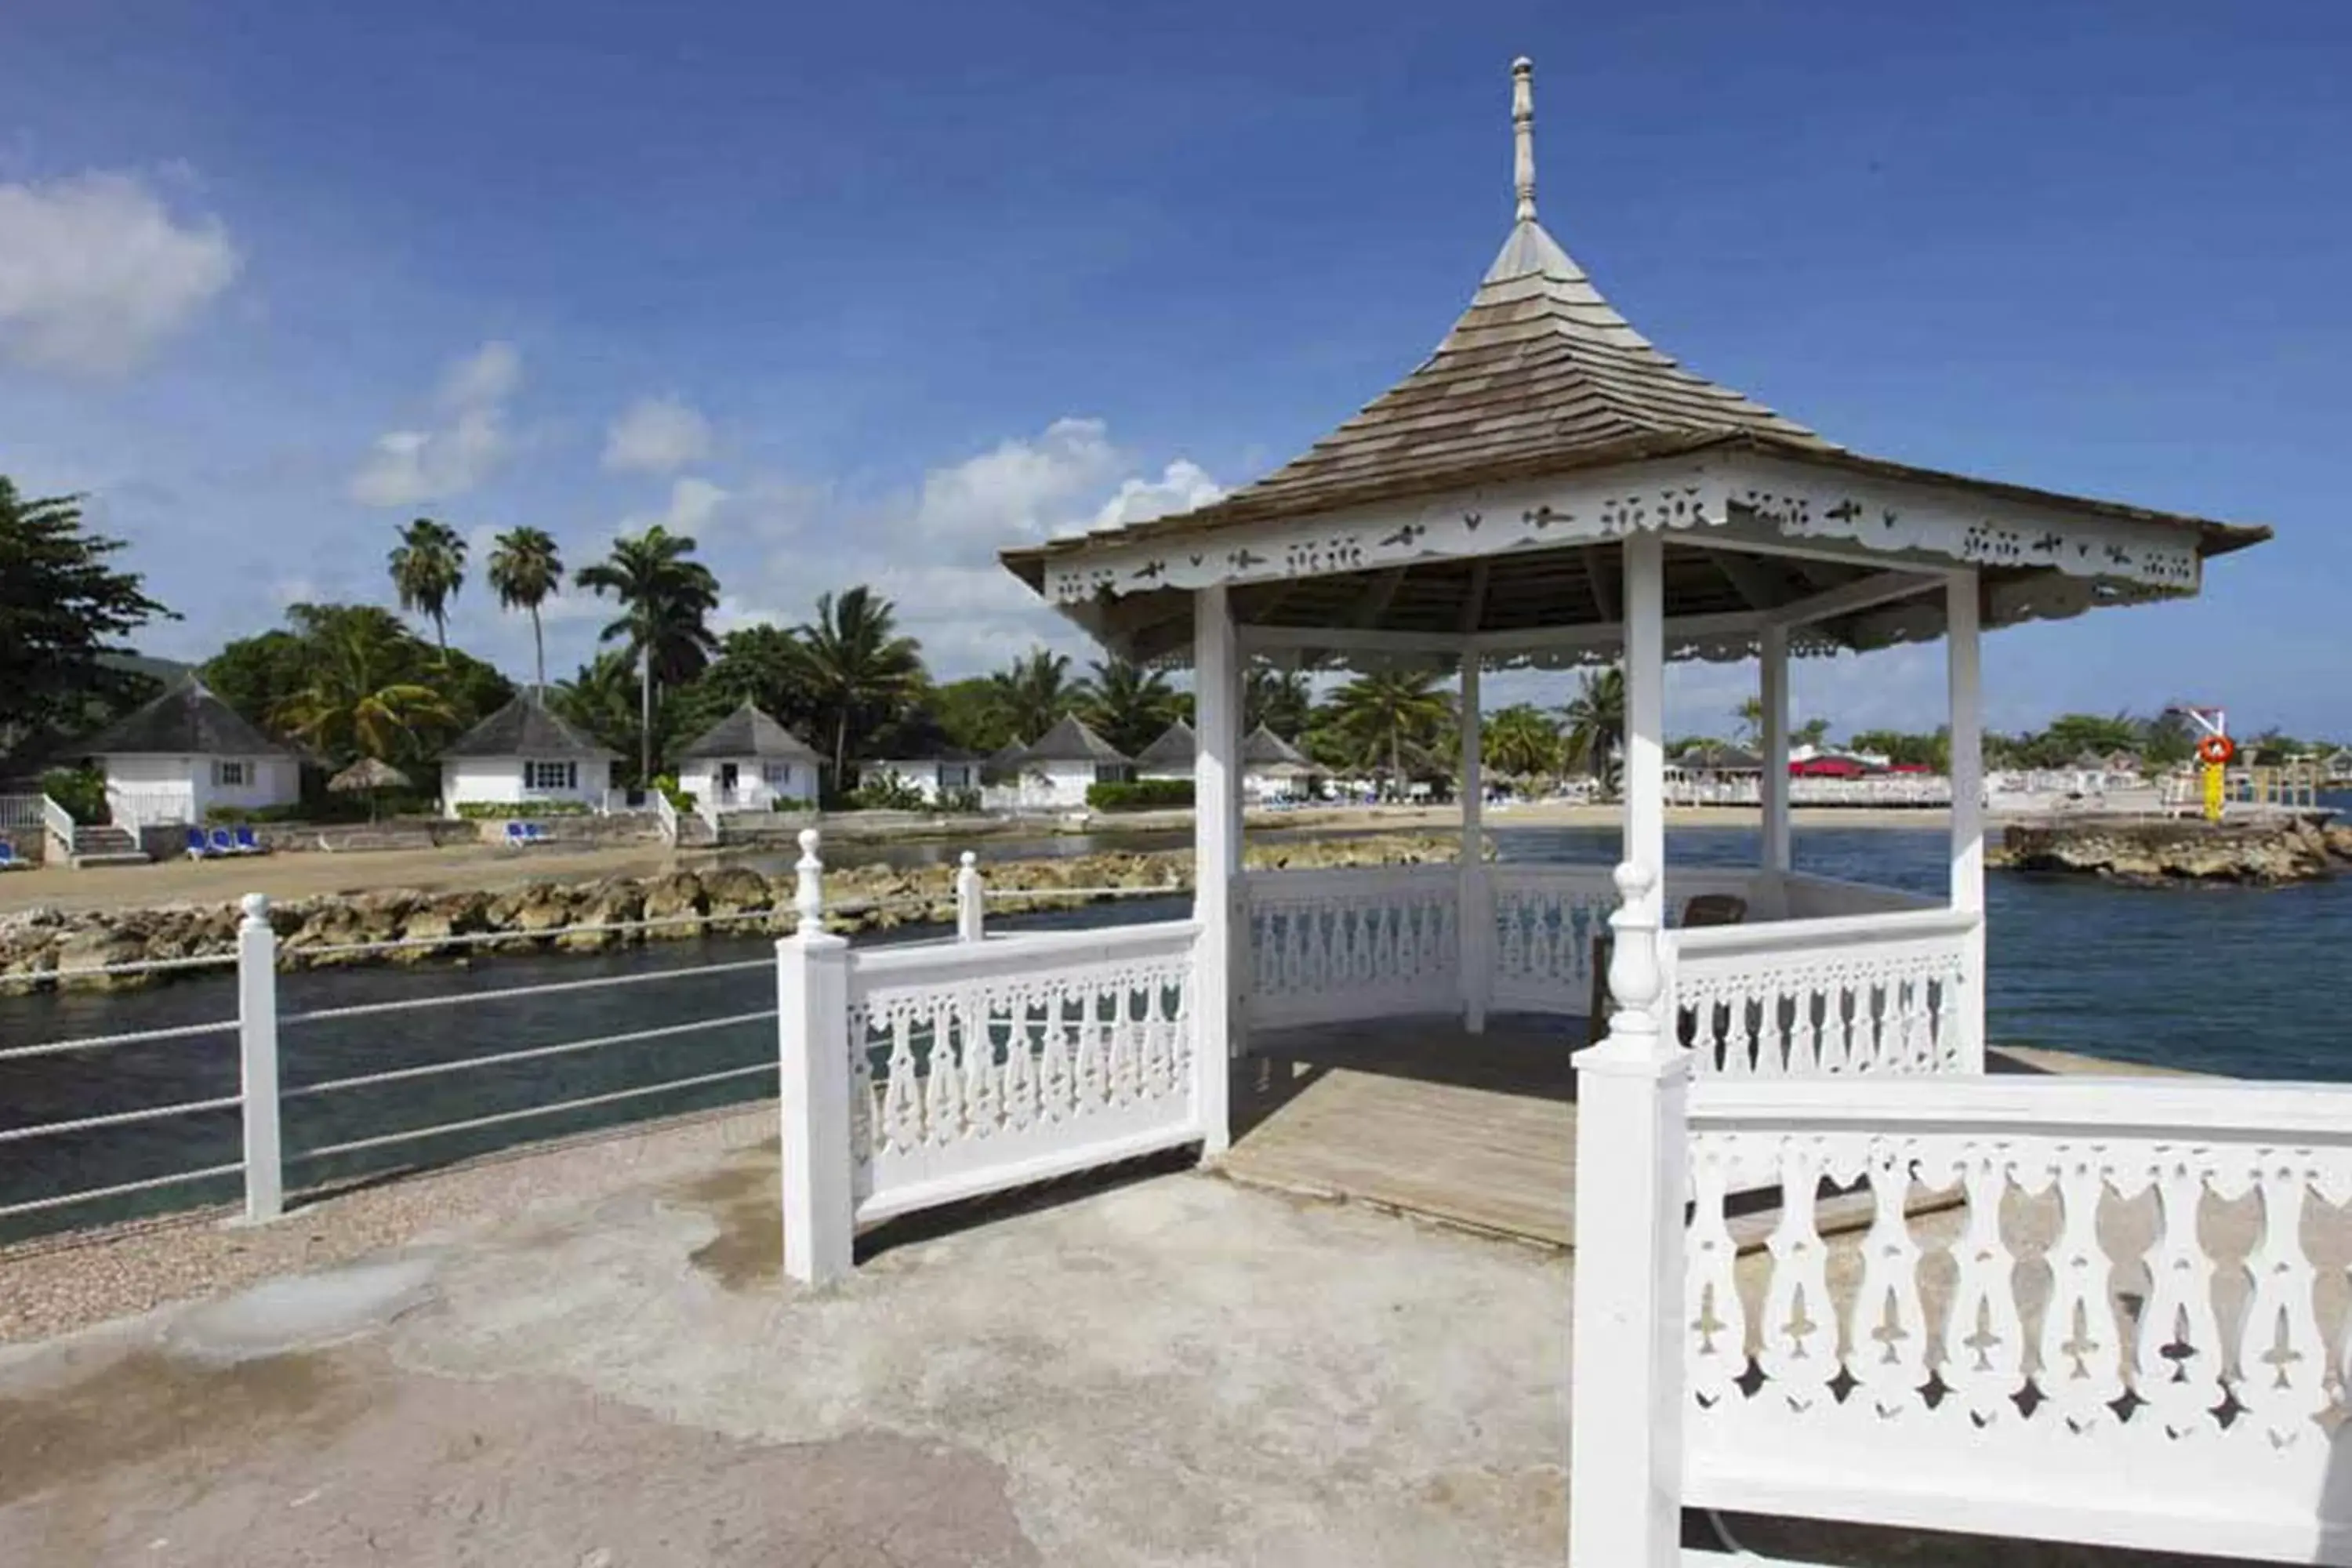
xmin=1244 ymin=665 xmax=1313 ymax=739
xmin=270 ymin=615 xmax=458 ymax=767
xmin=1079 ymin=658 xmax=1180 ymax=757
xmin=1563 ymin=666 xmax=1626 ymax=797
xmin=485 ymin=527 xmax=564 ymax=690
xmin=552 ymin=649 xmax=643 ymax=762
xmin=1484 ymin=703 xmax=1563 ymax=781
xmin=1732 ymin=696 xmax=1765 ymax=750
xmin=793 ymin=586 xmax=925 ymax=782
xmin=387 ymin=517 xmax=467 ymax=656
xmin=1316 ymin=670 xmax=1453 ymax=795
xmin=987 ymin=648 xmax=1079 ymax=746
xmin=573 ymin=524 xmax=720 ymax=783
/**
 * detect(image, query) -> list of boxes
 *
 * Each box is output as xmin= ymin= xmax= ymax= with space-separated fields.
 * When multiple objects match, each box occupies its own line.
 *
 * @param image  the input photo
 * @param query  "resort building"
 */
xmin=673 ymin=702 xmax=821 ymax=812
xmin=984 ymin=714 xmax=1131 ymax=811
xmin=437 ymin=690 xmax=617 ymax=815
xmin=78 ymin=676 xmax=301 ymax=829
xmin=1133 ymin=718 xmax=1196 ymax=782
xmin=862 ymin=750 xmax=984 ymax=806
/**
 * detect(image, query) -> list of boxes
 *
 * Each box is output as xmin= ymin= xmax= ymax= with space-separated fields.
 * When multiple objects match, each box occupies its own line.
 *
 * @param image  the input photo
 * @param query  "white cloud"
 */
xmin=0 ymin=171 xmax=240 ymax=374
xmin=437 ymin=340 xmax=521 ymax=409
xmin=1093 ymin=459 xmax=1224 ymax=528
xmin=912 ymin=416 xmax=1125 ymax=544
xmin=349 ymin=339 xmax=521 ymax=507
xmin=718 ymin=418 xmax=1219 ymax=678
xmin=602 ymin=394 xmax=712 ymax=473
xmin=619 ymin=474 xmax=729 ymax=536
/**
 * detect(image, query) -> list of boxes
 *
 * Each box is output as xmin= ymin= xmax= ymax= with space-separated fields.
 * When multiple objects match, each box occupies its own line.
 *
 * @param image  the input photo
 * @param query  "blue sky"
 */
xmin=4 ymin=0 xmax=2346 ymax=740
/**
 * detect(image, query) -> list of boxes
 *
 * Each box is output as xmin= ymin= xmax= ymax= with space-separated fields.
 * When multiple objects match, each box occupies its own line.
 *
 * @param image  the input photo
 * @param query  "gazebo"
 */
xmin=1000 ymin=58 xmax=2265 ymax=1082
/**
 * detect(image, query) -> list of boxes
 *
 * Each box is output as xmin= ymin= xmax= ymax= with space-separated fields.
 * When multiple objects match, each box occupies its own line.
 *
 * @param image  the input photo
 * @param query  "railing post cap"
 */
xmin=959 ymin=850 xmax=977 ymax=869
xmin=797 ymin=826 xmax=821 ymax=857
xmin=1612 ymin=860 xmax=1655 ymax=902
xmin=241 ymin=891 xmax=270 ymax=923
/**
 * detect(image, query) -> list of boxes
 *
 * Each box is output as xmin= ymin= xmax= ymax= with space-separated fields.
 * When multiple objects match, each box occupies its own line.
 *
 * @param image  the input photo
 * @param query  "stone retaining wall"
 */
xmin=1992 ymin=815 xmax=2351 ymax=883
xmin=0 ymin=833 xmax=1461 ymax=993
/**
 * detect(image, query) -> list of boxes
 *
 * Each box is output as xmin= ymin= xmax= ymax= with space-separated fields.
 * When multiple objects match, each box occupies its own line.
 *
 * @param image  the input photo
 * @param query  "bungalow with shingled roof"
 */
xmin=675 ymin=702 xmax=822 ymax=811
xmin=439 ymin=691 xmax=618 ymax=815
xmin=985 ymin=715 xmax=1132 ymax=811
xmin=77 ymin=676 xmax=300 ymax=829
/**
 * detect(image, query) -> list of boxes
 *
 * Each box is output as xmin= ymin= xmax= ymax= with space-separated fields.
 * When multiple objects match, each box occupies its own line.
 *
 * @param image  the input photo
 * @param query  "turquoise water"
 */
xmin=2 ymin=821 xmax=2346 ymax=1239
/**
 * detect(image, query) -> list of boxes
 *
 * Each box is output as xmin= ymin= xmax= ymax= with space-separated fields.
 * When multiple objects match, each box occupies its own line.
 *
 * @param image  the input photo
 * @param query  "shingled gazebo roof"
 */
xmin=1000 ymin=60 xmax=2267 ymax=670
xmin=1014 ymin=714 xmax=1131 ymax=767
xmin=1134 ymin=718 xmax=1198 ymax=771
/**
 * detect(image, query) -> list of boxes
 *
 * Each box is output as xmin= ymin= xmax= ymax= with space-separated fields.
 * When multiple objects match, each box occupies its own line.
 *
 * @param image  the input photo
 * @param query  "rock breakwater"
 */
xmin=1991 ymin=815 xmax=2352 ymax=884
xmin=0 ymin=834 xmax=1461 ymax=994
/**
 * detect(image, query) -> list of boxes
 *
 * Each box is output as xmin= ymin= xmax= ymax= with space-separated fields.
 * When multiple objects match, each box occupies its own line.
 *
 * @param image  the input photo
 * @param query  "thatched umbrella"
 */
xmin=328 ymin=756 xmax=410 ymax=821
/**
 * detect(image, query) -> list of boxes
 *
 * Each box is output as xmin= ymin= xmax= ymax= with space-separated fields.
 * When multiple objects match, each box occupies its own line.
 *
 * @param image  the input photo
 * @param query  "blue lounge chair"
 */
xmin=234 ymin=825 xmax=267 ymax=855
xmin=208 ymin=827 xmax=238 ymax=857
xmin=504 ymin=821 xmax=528 ymax=847
xmin=524 ymin=821 xmax=550 ymax=844
xmin=186 ymin=826 xmax=212 ymax=859
xmin=0 ymin=841 xmax=20 ymax=871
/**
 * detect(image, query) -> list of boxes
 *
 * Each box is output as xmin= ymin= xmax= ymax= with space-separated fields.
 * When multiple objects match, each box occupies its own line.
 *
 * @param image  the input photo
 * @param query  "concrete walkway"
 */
xmin=0 ymin=1132 xmax=1570 ymax=1566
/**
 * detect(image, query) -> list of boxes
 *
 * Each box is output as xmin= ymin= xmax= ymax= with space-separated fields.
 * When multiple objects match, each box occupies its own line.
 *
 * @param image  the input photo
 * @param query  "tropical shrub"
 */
xmin=40 ymin=767 xmax=107 ymax=825
xmin=454 ymin=799 xmax=593 ymax=819
xmin=848 ymin=774 xmax=929 ymax=811
xmin=1087 ymin=779 xmax=1194 ymax=811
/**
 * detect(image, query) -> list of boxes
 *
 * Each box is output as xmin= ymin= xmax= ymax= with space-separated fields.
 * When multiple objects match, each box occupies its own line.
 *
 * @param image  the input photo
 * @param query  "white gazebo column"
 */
xmin=1759 ymin=622 xmax=1791 ymax=915
xmin=1458 ymin=651 xmax=1488 ymax=1033
xmin=1946 ymin=572 xmax=1987 ymax=1071
xmin=1193 ymin=585 xmax=1243 ymax=1152
xmin=1621 ymin=532 xmax=1667 ymax=904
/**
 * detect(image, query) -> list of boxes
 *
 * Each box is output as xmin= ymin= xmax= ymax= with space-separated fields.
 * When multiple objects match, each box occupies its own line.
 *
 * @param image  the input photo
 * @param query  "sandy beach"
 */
xmin=0 ymin=800 xmax=1961 ymax=918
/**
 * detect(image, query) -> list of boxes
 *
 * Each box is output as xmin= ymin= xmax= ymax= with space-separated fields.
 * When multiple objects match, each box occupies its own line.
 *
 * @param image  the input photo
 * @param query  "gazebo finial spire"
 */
xmin=1511 ymin=56 xmax=1537 ymax=224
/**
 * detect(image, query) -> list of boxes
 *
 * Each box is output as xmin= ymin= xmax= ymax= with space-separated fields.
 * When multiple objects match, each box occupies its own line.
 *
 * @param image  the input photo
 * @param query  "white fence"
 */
xmin=1570 ymin=859 xmax=2352 ymax=1566
xmin=1674 ymin=906 xmax=1979 ymax=1076
xmin=1240 ymin=863 xmax=1459 ymax=1029
xmin=777 ymin=833 xmax=1206 ymax=1283
xmin=0 ymin=794 xmax=45 ymax=830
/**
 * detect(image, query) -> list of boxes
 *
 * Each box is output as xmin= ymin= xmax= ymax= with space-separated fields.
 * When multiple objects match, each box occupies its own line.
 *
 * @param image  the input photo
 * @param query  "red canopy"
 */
xmin=1789 ymin=757 xmax=1867 ymax=778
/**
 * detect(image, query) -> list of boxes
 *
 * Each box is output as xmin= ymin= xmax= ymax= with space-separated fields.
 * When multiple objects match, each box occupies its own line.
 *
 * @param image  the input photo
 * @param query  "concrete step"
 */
xmin=71 ymin=850 xmax=153 ymax=868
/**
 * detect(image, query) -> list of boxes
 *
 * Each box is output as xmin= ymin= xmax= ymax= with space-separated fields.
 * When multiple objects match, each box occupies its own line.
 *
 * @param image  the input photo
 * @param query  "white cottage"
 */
xmin=1132 ymin=719 xmax=1196 ymax=782
xmin=863 ymin=750 xmax=983 ymax=806
xmin=439 ymin=691 xmax=617 ymax=815
xmin=674 ymin=702 xmax=821 ymax=811
xmin=989 ymin=715 xmax=1131 ymax=811
xmin=1133 ymin=717 xmax=1316 ymax=802
xmin=80 ymin=677 xmax=301 ymax=828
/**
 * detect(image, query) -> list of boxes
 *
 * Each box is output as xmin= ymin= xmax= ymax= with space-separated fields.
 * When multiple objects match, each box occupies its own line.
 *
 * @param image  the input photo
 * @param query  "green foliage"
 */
xmin=986 ymin=648 xmax=1079 ymax=748
xmin=1244 ymin=666 xmax=1312 ymax=739
xmin=794 ymin=586 xmax=925 ymax=780
xmin=205 ymin=794 xmax=437 ymax=826
xmin=388 ymin=517 xmax=467 ymax=653
xmin=921 ymin=676 xmax=1012 ymax=755
xmin=575 ymin=524 xmax=721 ymax=782
xmin=454 ymin=798 xmax=592 ymax=819
xmin=554 ymin=650 xmax=646 ymax=778
xmin=1562 ymin=666 xmax=1625 ymax=796
xmin=41 ymin=766 xmax=107 ymax=824
xmin=1079 ymin=658 xmax=1180 ymax=758
xmin=1087 ymin=779 xmax=1195 ymax=811
xmin=201 ymin=604 xmax=509 ymax=771
xmin=0 ymin=478 xmax=175 ymax=760
xmin=939 ymin=787 xmax=982 ymax=815
xmin=847 ymin=773 xmax=929 ymax=811
xmin=1484 ymin=704 xmax=1563 ymax=779
xmin=1308 ymin=670 xmax=1454 ymax=792
xmin=486 ymin=526 xmax=564 ymax=688
xmin=1849 ymin=728 xmax=1951 ymax=771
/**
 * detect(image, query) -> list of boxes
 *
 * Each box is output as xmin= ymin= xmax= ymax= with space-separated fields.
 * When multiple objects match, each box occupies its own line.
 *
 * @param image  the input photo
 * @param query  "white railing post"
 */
xmin=777 ymin=828 xmax=855 ymax=1284
xmin=1568 ymin=862 xmax=1687 ymax=1568
xmin=956 ymin=851 xmax=985 ymax=942
xmin=237 ymin=892 xmax=284 ymax=1223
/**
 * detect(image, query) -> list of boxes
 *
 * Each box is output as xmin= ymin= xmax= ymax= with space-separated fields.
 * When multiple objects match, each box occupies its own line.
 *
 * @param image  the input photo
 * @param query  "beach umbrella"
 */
xmin=328 ymin=757 xmax=410 ymax=820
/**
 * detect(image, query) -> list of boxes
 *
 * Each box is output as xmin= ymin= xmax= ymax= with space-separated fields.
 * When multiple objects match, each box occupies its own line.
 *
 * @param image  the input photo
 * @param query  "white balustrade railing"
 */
xmin=105 ymin=783 xmax=189 ymax=831
xmin=42 ymin=793 xmax=77 ymax=858
xmin=846 ymin=921 xmax=1200 ymax=1225
xmin=1486 ymin=863 xmax=1617 ymax=1014
xmin=652 ymin=789 xmax=681 ymax=844
xmin=1677 ymin=1076 xmax=2352 ymax=1563
xmin=1240 ymin=864 xmax=1459 ymax=1029
xmin=1673 ymin=906 xmax=1976 ymax=1076
xmin=777 ymin=829 xmax=1208 ymax=1283
xmin=0 ymin=793 xmax=45 ymax=829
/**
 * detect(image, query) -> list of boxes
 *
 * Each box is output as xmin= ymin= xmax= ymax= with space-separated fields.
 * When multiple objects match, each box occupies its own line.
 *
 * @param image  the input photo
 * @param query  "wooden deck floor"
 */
xmin=1222 ymin=1014 xmax=1588 ymax=1247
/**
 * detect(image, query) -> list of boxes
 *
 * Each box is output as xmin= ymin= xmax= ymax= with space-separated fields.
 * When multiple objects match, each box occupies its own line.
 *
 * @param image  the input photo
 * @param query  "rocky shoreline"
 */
xmin=1991 ymin=815 xmax=2352 ymax=884
xmin=0 ymin=834 xmax=1461 ymax=994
